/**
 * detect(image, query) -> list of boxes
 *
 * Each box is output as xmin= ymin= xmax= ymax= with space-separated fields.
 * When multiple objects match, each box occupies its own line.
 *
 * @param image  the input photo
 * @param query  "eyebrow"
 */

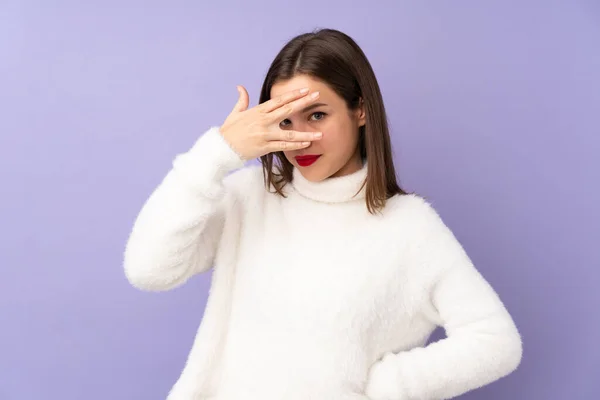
xmin=300 ymin=102 xmax=328 ymax=113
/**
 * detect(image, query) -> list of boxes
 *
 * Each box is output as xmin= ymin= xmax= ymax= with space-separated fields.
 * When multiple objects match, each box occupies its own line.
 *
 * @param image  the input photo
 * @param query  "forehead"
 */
xmin=270 ymin=74 xmax=334 ymax=99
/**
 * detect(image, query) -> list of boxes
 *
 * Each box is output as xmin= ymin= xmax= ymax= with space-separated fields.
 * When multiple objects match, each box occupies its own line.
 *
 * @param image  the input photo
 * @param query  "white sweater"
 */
xmin=124 ymin=127 xmax=523 ymax=400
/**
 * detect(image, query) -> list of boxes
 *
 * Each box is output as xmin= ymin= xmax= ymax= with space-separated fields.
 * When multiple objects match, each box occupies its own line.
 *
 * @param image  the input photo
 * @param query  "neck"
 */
xmin=290 ymin=162 xmax=368 ymax=204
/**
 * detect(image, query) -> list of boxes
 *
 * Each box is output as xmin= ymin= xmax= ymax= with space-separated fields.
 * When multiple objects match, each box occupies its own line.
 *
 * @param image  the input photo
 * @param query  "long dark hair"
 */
xmin=259 ymin=28 xmax=409 ymax=214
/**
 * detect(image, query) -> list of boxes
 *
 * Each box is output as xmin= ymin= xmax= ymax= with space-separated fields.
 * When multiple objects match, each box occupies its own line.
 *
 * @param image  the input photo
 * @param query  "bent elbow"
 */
xmin=124 ymin=263 xmax=172 ymax=292
xmin=485 ymin=327 xmax=523 ymax=381
xmin=123 ymin=247 xmax=186 ymax=292
xmin=502 ymin=330 xmax=523 ymax=375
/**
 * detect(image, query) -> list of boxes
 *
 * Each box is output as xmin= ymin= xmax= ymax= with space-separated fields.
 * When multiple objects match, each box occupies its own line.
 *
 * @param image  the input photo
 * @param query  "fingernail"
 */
xmin=300 ymin=88 xmax=309 ymax=94
xmin=302 ymin=142 xmax=311 ymax=146
xmin=314 ymin=132 xmax=322 ymax=138
xmin=310 ymin=91 xmax=320 ymax=99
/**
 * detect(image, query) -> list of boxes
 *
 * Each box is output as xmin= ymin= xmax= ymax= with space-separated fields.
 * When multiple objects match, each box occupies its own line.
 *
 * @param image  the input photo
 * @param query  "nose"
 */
xmin=281 ymin=120 xmax=314 ymax=148
xmin=294 ymin=120 xmax=313 ymax=133
xmin=295 ymin=122 xmax=316 ymax=149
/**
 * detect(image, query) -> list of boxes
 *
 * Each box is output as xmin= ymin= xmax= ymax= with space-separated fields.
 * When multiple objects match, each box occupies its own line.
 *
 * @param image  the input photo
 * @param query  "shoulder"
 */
xmin=222 ymin=164 xmax=266 ymax=203
xmin=384 ymin=193 xmax=445 ymax=227
xmin=383 ymin=193 xmax=463 ymax=252
xmin=380 ymin=195 xmax=475 ymax=295
xmin=224 ymin=163 xmax=263 ymax=188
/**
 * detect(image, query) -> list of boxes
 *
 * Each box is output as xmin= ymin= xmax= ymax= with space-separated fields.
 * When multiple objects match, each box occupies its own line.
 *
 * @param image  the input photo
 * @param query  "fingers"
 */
xmin=262 ymin=130 xmax=322 ymax=153
xmin=265 ymin=140 xmax=313 ymax=152
xmin=232 ymin=85 xmax=249 ymax=112
xmin=264 ymin=130 xmax=322 ymax=143
xmin=259 ymin=87 xmax=313 ymax=114
xmin=265 ymin=91 xmax=320 ymax=123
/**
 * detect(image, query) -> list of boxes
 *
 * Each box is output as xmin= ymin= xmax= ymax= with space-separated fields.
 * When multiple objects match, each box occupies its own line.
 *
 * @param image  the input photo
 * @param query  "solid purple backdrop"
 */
xmin=1 ymin=1 xmax=598 ymax=399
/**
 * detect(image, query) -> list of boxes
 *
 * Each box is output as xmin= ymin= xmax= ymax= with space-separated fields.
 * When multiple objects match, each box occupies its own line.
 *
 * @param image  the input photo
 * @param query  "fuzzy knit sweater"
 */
xmin=124 ymin=127 xmax=523 ymax=400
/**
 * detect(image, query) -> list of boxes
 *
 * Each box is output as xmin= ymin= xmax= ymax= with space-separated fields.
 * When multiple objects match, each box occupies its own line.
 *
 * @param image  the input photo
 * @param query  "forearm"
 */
xmin=366 ymin=264 xmax=522 ymax=400
xmin=123 ymin=127 xmax=245 ymax=291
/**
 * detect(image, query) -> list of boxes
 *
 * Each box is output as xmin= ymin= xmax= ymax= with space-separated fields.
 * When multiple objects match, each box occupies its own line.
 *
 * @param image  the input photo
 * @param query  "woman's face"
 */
xmin=270 ymin=74 xmax=366 ymax=182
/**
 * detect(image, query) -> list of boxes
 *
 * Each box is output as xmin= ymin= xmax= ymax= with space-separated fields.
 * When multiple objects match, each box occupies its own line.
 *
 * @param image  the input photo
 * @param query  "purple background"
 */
xmin=1 ymin=1 xmax=599 ymax=399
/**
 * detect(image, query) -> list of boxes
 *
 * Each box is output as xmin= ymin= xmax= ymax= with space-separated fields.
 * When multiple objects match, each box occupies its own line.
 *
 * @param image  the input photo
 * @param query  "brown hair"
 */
xmin=259 ymin=28 xmax=409 ymax=214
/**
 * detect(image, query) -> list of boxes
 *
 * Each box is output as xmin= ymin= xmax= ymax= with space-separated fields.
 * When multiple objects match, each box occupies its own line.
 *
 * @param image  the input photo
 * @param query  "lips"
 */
xmin=295 ymin=155 xmax=321 ymax=167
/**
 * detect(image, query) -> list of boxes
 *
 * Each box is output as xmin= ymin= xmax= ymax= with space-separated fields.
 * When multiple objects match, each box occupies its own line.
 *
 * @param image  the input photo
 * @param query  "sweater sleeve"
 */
xmin=123 ymin=126 xmax=246 ymax=291
xmin=364 ymin=200 xmax=523 ymax=400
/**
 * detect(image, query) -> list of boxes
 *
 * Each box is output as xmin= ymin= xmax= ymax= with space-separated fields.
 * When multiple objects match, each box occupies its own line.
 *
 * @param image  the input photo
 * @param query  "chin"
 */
xmin=295 ymin=164 xmax=334 ymax=182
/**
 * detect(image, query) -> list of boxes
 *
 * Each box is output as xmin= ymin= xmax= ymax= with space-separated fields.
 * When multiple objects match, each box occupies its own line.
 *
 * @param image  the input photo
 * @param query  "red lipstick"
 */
xmin=295 ymin=155 xmax=321 ymax=167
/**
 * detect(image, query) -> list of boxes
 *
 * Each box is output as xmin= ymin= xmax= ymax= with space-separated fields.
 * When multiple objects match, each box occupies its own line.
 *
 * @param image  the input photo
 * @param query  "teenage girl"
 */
xmin=124 ymin=28 xmax=522 ymax=400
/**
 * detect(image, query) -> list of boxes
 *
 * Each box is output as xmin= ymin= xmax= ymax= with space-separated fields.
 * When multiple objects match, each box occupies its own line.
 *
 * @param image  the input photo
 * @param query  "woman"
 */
xmin=124 ymin=28 xmax=522 ymax=400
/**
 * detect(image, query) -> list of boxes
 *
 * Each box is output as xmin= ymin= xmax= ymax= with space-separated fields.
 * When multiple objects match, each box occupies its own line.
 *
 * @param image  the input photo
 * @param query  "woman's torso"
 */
xmin=207 ymin=174 xmax=439 ymax=398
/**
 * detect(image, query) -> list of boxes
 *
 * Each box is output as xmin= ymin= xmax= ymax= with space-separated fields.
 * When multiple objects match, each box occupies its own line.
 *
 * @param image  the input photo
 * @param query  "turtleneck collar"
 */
xmin=290 ymin=162 xmax=368 ymax=204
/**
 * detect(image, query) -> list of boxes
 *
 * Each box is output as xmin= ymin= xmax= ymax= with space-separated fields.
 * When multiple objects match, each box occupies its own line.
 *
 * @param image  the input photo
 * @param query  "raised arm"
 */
xmin=124 ymin=85 xmax=326 ymax=291
xmin=123 ymin=127 xmax=245 ymax=291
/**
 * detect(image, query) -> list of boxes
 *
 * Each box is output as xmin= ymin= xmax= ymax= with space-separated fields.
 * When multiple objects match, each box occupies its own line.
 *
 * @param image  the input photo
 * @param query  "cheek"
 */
xmin=319 ymin=121 xmax=358 ymax=152
xmin=283 ymin=151 xmax=295 ymax=163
